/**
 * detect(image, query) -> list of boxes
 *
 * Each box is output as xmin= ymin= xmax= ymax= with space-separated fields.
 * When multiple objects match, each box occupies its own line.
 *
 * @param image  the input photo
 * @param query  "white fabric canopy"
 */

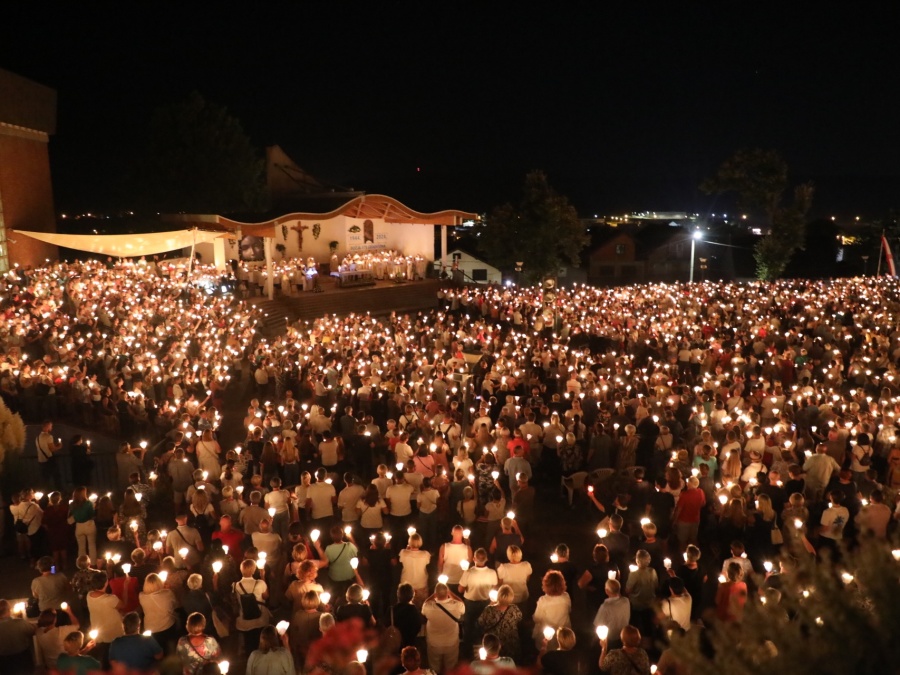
xmin=14 ymin=229 xmax=226 ymax=257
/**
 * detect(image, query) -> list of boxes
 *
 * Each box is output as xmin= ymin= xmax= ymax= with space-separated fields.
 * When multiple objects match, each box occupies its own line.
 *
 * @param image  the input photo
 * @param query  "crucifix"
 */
xmin=291 ymin=223 xmax=310 ymax=252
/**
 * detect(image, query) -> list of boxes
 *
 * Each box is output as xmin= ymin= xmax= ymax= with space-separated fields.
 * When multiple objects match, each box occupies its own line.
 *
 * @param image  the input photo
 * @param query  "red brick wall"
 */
xmin=0 ymin=133 xmax=58 ymax=268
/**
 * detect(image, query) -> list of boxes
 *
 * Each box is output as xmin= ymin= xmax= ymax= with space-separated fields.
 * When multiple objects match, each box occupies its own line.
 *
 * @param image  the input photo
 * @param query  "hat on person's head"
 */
xmin=749 ymin=449 xmax=762 ymax=461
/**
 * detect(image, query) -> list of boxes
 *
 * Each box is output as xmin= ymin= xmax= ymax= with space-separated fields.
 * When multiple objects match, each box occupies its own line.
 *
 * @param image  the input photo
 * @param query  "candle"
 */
xmin=179 ymin=547 xmax=189 ymax=559
xmin=350 ymin=557 xmax=359 ymax=569
xmin=607 ymin=570 xmax=617 ymax=580
xmin=542 ymin=626 xmax=555 ymax=640
xmin=489 ymin=589 xmax=499 ymax=602
xmin=267 ymin=507 xmax=276 ymax=518
xmin=596 ymin=625 xmax=609 ymax=640
xmin=158 ymin=571 xmax=168 ymax=583
xmin=356 ymin=649 xmax=369 ymax=663
xmin=218 ymin=661 xmax=230 ymax=674
xmin=460 ymin=560 xmax=470 ymax=571
xmin=319 ymin=592 xmax=331 ymax=605
xmin=362 ymin=589 xmax=370 ymax=601
xmin=438 ymin=574 xmax=449 ymax=585
xmin=60 ymin=601 xmax=68 ymax=611
xmin=276 ymin=620 xmax=290 ymax=635
xmin=212 ymin=561 xmax=223 ymax=574
xmin=310 ymin=529 xmax=320 ymax=543
xmin=479 ymin=647 xmax=487 ymax=660
xmin=89 ymin=629 xmax=99 ymax=641
xmin=121 ymin=563 xmax=131 ymax=575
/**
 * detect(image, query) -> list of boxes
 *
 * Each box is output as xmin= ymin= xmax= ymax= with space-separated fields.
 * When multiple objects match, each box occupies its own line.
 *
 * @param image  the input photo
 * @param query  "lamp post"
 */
xmin=689 ymin=230 xmax=703 ymax=283
xmin=515 ymin=261 xmax=524 ymax=286
xmin=861 ymin=255 xmax=869 ymax=276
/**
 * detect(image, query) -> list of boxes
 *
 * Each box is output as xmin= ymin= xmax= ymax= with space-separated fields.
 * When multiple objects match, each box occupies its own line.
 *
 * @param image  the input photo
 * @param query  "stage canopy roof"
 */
xmin=168 ymin=193 xmax=479 ymax=237
xmin=14 ymin=229 xmax=228 ymax=258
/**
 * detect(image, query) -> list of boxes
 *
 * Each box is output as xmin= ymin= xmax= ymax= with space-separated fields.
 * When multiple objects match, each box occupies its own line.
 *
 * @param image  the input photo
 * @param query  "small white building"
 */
xmin=444 ymin=248 xmax=502 ymax=284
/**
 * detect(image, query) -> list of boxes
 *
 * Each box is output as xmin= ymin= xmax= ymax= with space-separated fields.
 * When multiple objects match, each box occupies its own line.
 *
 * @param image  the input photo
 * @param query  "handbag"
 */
xmin=770 ymin=516 xmax=784 ymax=545
xmin=15 ymin=503 xmax=34 ymax=534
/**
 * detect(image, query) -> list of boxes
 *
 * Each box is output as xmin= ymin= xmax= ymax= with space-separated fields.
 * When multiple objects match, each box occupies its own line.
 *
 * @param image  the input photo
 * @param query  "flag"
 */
xmin=883 ymin=235 xmax=897 ymax=277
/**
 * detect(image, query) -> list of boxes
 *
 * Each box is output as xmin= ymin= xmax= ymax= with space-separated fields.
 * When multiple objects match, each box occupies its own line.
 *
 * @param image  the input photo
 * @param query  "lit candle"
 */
xmin=596 ymin=625 xmax=609 ymax=640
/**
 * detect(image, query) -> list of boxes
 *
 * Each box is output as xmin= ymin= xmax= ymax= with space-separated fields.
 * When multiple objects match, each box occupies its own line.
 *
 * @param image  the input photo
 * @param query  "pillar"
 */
xmin=440 ymin=224 xmax=448 ymax=273
xmin=264 ymin=237 xmax=274 ymax=300
xmin=213 ymin=237 xmax=227 ymax=272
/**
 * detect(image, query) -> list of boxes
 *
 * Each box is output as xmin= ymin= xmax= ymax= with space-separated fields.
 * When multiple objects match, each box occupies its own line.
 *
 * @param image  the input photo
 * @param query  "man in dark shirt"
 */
xmin=109 ymin=611 xmax=163 ymax=672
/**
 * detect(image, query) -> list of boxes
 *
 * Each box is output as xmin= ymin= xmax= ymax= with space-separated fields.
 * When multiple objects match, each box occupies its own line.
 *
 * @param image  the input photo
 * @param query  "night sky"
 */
xmin=2 ymin=4 xmax=898 ymax=218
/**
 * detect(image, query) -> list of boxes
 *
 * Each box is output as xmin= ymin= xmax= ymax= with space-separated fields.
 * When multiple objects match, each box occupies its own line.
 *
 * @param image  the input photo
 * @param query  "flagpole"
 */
xmin=876 ymin=229 xmax=884 ymax=277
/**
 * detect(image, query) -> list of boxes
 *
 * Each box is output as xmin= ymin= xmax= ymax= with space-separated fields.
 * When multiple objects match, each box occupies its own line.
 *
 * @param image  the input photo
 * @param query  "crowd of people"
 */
xmin=2 ymin=258 xmax=900 ymax=675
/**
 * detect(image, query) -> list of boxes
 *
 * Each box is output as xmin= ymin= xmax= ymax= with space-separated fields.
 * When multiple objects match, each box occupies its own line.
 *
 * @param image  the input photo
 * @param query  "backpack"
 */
xmin=235 ymin=579 xmax=262 ymax=620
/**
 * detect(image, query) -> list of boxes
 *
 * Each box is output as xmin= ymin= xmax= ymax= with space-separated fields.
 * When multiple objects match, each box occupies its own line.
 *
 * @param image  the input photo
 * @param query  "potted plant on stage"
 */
xmin=275 ymin=243 xmax=286 ymax=259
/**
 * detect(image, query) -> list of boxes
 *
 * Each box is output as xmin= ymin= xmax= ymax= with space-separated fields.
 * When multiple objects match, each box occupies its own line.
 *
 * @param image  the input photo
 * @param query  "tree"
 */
xmin=702 ymin=149 xmax=813 ymax=280
xmin=478 ymin=171 xmax=588 ymax=283
xmin=0 ymin=397 xmax=26 ymax=503
xmin=671 ymin=538 xmax=900 ymax=675
xmin=134 ymin=92 xmax=267 ymax=214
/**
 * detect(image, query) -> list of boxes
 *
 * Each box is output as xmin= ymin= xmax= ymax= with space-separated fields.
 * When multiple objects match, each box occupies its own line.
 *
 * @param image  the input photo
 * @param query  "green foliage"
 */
xmin=478 ymin=171 xmax=588 ymax=283
xmin=672 ymin=539 xmax=900 ymax=675
xmin=0 ymin=398 xmax=26 ymax=499
xmin=702 ymin=149 xmax=813 ymax=280
xmin=135 ymin=92 xmax=267 ymax=214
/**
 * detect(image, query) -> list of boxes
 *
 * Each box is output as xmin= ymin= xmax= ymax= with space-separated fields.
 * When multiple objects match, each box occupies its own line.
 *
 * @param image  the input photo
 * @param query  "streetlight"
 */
xmin=689 ymin=230 xmax=703 ymax=283
xmin=861 ymin=255 xmax=869 ymax=276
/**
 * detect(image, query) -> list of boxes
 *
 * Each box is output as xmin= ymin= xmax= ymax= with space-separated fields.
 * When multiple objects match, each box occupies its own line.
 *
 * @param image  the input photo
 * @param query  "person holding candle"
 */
xmin=108 ymin=611 xmax=163 ymax=673
xmin=56 ymin=630 xmax=101 ymax=675
xmin=0 ymin=598 xmax=37 ymax=673
xmin=35 ymin=606 xmax=80 ymax=669
xmin=86 ymin=571 xmax=126 ymax=665
xmin=470 ymin=633 xmax=516 ymax=673
xmin=398 ymin=532 xmax=431 ymax=606
xmin=246 ymin=624 xmax=295 ymax=675
xmin=421 ymin=581 xmax=465 ymax=672
xmin=139 ymin=572 xmax=179 ymax=652
xmin=36 ymin=420 xmax=63 ymax=491
xmin=475 ymin=584 xmax=522 ymax=662
xmin=176 ymin=612 xmax=222 ymax=675
xmin=458 ymin=548 xmax=498 ymax=653
xmin=531 ymin=570 xmax=571 ymax=651
xmin=233 ymin=559 xmax=270 ymax=653
xmin=598 ymin=625 xmax=651 ymax=675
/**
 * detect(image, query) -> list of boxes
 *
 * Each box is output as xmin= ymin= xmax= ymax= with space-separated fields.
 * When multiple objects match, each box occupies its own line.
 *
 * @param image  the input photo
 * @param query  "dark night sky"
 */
xmin=1 ymin=3 xmax=898 ymax=218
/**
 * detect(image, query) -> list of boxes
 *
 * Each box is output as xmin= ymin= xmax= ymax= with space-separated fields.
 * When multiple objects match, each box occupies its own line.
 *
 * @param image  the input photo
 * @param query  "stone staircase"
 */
xmin=250 ymin=278 xmax=442 ymax=337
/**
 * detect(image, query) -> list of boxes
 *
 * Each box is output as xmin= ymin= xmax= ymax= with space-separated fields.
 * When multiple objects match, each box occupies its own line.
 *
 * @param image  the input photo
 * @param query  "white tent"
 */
xmin=14 ymin=229 xmax=226 ymax=258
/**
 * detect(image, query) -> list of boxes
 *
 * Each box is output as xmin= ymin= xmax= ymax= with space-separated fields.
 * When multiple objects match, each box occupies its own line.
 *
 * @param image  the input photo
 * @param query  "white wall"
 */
xmin=250 ymin=216 xmax=436 ymax=263
xmin=448 ymin=250 xmax=502 ymax=284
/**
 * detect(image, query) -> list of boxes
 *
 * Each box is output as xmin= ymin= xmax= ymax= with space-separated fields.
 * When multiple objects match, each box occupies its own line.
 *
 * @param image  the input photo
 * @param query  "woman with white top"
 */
xmin=398 ymin=533 xmax=431 ymax=605
xmin=496 ymin=544 xmax=532 ymax=604
xmin=195 ymin=429 xmax=222 ymax=476
xmin=531 ymin=570 xmax=572 ymax=649
xmin=356 ymin=484 xmax=388 ymax=533
xmin=438 ymin=525 xmax=473 ymax=586
xmin=87 ymin=571 xmax=126 ymax=662
xmin=139 ymin=573 xmax=179 ymax=651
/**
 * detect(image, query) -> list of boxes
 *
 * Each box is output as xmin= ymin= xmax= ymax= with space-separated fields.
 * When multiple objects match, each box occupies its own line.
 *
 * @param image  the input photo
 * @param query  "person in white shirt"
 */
xmin=398 ymin=533 xmax=432 ymax=604
xmin=422 ymin=582 xmax=465 ymax=673
xmin=306 ymin=468 xmax=337 ymax=525
xmin=338 ymin=475 xmax=366 ymax=525
xmin=371 ymin=464 xmax=393 ymax=499
xmin=439 ymin=526 xmax=473 ymax=586
xmin=394 ymin=434 xmax=414 ymax=467
xmin=720 ymin=541 xmax=754 ymax=580
xmin=819 ymin=491 xmax=851 ymax=553
xmin=659 ymin=577 xmax=692 ymax=631
xmin=458 ymin=548 xmax=498 ymax=649
xmin=532 ymin=570 xmax=571 ymax=650
xmin=385 ymin=472 xmax=415 ymax=545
